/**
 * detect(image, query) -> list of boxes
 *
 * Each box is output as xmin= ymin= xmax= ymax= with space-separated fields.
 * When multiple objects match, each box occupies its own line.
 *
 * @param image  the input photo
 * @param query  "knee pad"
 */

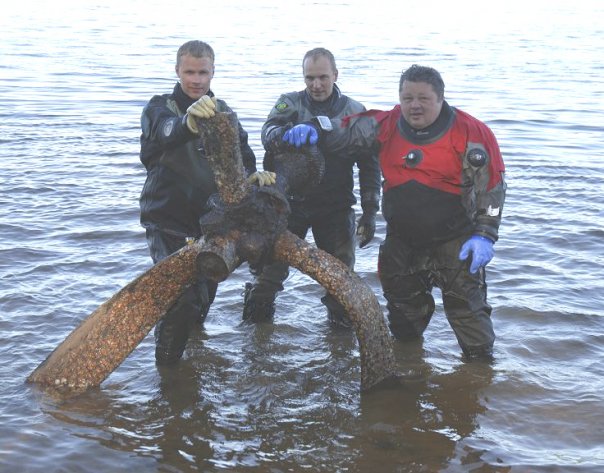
xmin=386 ymin=309 xmax=423 ymax=340
xmin=321 ymin=294 xmax=351 ymax=328
xmin=154 ymin=284 xmax=206 ymax=363
xmin=154 ymin=316 xmax=188 ymax=364
xmin=386 ymin=296 xmax=435 ymax=340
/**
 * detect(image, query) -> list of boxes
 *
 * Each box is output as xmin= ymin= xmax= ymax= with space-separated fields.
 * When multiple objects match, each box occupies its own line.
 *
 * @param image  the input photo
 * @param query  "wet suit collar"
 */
xmin=173 ymin=82 xmax=215 ymax=114
xmin=304 ymin=84 xmax=344 ymax=117
xmin=398 ymin=100 xmax=455 ymax=144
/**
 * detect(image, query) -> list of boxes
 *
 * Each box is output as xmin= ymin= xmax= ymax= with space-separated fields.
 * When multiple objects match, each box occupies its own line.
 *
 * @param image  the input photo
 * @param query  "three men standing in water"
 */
xmin=138 ymin=41 xmax=505 ymax=363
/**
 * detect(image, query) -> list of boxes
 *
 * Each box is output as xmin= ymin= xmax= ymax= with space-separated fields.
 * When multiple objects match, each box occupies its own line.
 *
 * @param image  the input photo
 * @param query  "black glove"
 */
xmin=356 ymin=212 xmax=376 ymax=248
xmin=265 ymin=123 xmax=293 ymax=154
xmin=357 ymin=191 xmax=380 ymax=248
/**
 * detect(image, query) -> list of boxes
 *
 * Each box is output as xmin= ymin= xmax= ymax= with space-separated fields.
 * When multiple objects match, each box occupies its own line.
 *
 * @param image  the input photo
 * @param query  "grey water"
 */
xmin=1 ymin=0 xmax=604 ymax=471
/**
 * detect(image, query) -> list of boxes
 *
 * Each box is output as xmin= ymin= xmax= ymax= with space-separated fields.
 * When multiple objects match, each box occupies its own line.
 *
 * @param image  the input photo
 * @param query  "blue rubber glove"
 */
xmin=458 ymin=235 xmax=494 ymax=274
xmin=282 ymin=124 xmax=319 ymax=147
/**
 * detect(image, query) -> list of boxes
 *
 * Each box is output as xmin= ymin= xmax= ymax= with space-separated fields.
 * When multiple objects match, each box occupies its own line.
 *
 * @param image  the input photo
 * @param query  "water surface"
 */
xmin=1 ymin=1 xmax=604 ymax=471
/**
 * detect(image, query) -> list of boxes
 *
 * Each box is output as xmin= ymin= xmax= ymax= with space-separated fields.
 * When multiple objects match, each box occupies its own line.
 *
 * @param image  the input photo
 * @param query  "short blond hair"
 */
xmin=176 ymin=40 xmax=215 ymax=68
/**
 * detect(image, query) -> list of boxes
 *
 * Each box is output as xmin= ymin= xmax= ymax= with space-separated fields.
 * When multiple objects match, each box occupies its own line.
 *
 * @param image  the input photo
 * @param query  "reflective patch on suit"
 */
xmin=163 ymin=119 xmax=174 ymax=136
xmin=487 ymin=205 xmax=500 ymax=217
xmin=275 ymin=102 xmax=288 ymax=112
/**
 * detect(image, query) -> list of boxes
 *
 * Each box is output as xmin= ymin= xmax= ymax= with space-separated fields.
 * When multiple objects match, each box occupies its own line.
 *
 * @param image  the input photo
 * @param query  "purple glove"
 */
xmin=458 ymin=235 xmax=494 ymax=274
xmin=282 ymin=124 xmax=319 ymax=147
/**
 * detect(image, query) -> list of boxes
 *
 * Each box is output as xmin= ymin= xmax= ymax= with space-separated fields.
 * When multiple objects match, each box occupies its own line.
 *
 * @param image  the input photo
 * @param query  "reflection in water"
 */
xmin=43 ymin=325 xmax=500 ymax=472
xmin=354 ymin=343 xmax=498 ymax=472
xmin=154 ymin=358 xmax=215 ymax=469
xmin=1 ymin=0 xmax=604 ymax=471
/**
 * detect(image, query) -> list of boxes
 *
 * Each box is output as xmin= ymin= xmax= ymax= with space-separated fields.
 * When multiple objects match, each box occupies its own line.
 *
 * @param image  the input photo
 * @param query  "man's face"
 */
xmin=399 ymin=80 xmax=443 ymax=129
xmin=303 ymin=56 xmax=338 ymax=102
xmin=176 ymin=54 xmax=214 ymax=100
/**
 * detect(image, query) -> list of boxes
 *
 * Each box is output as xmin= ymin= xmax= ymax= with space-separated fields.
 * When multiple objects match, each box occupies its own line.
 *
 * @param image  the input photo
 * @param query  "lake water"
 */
xmin=1 ymin=1 xmax=604 ymax=471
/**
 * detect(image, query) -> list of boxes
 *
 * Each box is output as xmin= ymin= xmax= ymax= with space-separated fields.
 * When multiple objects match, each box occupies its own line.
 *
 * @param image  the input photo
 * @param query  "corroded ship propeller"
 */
xmin=27 ymin=111 xmax=398 ymax=397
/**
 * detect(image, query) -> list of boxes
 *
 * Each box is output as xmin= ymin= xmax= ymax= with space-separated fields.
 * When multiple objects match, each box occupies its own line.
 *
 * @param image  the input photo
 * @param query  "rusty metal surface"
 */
xmin=27 ymin=244 xmax=201 ymax=396
xmin=28 ymin=111 xmax=399 ymax=397
xmin=273 ymin=230 xmax=399 ymax=390
xmin=196 ymin=112 xmax=249 ymax=205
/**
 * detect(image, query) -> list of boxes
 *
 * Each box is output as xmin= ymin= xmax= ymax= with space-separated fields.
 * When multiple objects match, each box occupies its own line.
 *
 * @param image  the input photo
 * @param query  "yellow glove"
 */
xmin=247 ymin=171 xmax=277 ymax=187
xmin=185 ymin=96 xmax=217 ymax=133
